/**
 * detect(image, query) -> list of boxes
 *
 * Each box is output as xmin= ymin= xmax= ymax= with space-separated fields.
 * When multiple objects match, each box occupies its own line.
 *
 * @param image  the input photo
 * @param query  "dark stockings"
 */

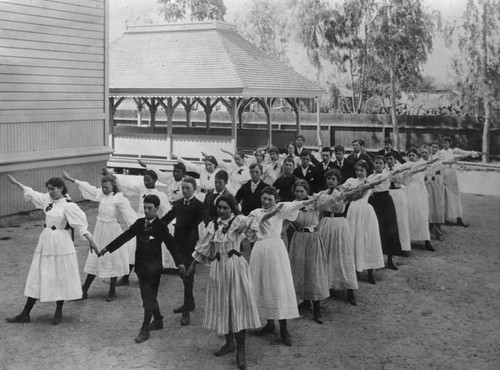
xmin=215 ymin=332 xmax=235 ymax=356
xmin=235 ymin=330 xmax=247 ymax=369
xmin=279 ymin=319 xmax=291 ymax=346
xmin=51 ymin=300 xmax=64 ymax=325
xmin=367 ymin=269 xmax=376 ymax=284
xmin=22 ymin=297 xmax=37 ymax=316
xmin=312 ymin=300 xmax=323 ymax=324
xmin=387 ymin=254 xmax=398 ymax=270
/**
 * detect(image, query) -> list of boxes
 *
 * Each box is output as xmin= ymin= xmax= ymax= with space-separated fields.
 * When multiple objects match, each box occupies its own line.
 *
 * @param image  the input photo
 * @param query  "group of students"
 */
xmin=5 ymin=135 xmax=478 ymax=370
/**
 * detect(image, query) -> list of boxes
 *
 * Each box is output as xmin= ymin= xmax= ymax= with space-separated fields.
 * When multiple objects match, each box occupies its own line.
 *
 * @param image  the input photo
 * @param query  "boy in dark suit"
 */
xmin=315 ymin=146 xmax=336 ymax=191
xmin=376 ymin=138 xmax=406 ymax=164
xmin=235 ymin=163 xmax=269 ymax=215
xmin=204 ymin=170 xmax=231 ymax=221
xmin=162 ymin=177 xmax=209 ymax=326
xmin=346 ymin=139 xmax=374 ymax=175
xmin=333 ymin=145 xmax=356 ymax=182
xmin=98 ymin=195 xmax=185 ymax=344
xmin=293 ymin=150 xmax=320 ymax=194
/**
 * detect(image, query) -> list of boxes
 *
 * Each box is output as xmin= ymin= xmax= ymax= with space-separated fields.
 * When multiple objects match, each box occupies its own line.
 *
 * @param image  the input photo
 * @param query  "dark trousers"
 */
xmin=183 ymin=256 xmax=195 ymax=310
xmin=137 ymin=272 xmax=161 ymax=313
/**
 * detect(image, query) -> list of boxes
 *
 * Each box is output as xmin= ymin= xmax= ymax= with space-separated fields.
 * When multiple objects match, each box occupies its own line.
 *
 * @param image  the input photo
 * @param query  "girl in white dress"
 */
xmin=316 ymin=169 xmax=358 ymax=305
xmin=62 ymin=171 xmax=138 ymax=301
xmin=342 ymin=160 xmax=384 ymax=284
xmin=247 ymin=186 xmax=314 ymax=346
xmin=6 ymin=175 xmax=98 ymax=325
xmin=403 ymin=148 xmax=434 ymax=251
xmin=188 ymin=194 xmax=260 ymax=370
xmin=217 ymin=149 xmax=251 ymax=195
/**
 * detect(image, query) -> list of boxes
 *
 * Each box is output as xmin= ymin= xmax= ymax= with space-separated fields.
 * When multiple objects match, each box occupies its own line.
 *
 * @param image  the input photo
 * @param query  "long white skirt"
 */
xmin=346 ymin=201 xmax=385 ymax=272
xmin=389 ymin=189 xmax=411 ymax=251
xmin=84 ymin=220 xmax=130 ymax=278
xmin=443 ymin=168 xmax=463 ymax=221
xmin=250 ymin=238 xmax=299 ymax=320
xmin=405 ymin=183 xmax=431 ymax=241
xmin=25 ymin=229 xmax=82 ymax=302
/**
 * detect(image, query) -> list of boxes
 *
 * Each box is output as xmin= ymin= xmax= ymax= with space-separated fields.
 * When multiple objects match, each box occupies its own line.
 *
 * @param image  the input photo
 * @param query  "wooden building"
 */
xmin=0 ymin=0 xmax=110 ymax=216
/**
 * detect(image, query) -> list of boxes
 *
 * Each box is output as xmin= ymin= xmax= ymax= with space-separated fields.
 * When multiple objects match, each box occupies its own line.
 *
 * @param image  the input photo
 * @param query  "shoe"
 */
xmin=368 ymin=275 xmax=376 ymax=285
xmin=106 ymin=294 xmax=116 ymax=302
xmin=134 ymin=325 xmax=150 ymax=343
xmin=457 ymin=219 xmax=469 ymax=228
xmin=51 ymin=313 xmax=62 ymax=325
xmin=255 ymin=322 xmax=275 ymax=336
xmin=281 ymin=330 xmax=292 ymax=346
xmin=173 ymin=305 xmax=195 ymax=314
xmin=181 ymin=311 xmax=190 ymax=326
xmin=149 ymin=318 xmax=164 ymax=331
xmin=214 ymin=342 xmax=235 ymax=357
xmin=425 ymin=242 xmax=436 ymax=252
xmin=346 ymin=290 xmax=357 ymax=306
xmin=116 ymin=276 xmax=129 ymax=286
xmin=6 ymin=313 xmax=30 ymax=323
xmin=401 ymin=251 xmax=410 ymax=258
xmin=386 ymin=262 xmax=398 ymax=271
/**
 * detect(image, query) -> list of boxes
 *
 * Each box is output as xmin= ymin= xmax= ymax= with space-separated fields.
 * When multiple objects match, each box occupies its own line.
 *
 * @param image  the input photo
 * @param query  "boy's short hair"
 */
xmin=143 ymin=169 xmax=158 ymax=181
xmin=182 ymin=177 xmax=197 ymax=189
xmin=143 ymin=194 xmax=160 ymax=208
xmin=215 ymin=170 xmax=229 ymax=183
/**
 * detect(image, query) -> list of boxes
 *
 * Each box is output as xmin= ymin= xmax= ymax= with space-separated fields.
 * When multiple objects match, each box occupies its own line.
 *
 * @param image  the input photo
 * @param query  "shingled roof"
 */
xmin=109 ymin=22 xmax=323 ymax=98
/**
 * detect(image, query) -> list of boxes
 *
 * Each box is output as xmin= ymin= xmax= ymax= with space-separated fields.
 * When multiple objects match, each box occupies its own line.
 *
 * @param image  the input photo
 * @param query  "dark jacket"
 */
xmin=273 ymin=174 xmax=298 ymax=202
xmin=105 ymin=217 xmax=181 ymax=276
xmin=235 ymin=180 xmax=269 ymax=215
xmin=203 ymin=187 xmax=231 ymax=221
xmin=346 ymin=152 xmax=374 ymax=175
xmin=376 ymin=149 xmax=406 ymax=164
xmin=332 ymin=158 xmax=356 ymax=183
xmin=315 ymin=161 xmax=337 ymax=192
xmin=162 ymin=197 xmax=209 ymax=261
xmin=295 ymin=147 xmax=319 ymax=166
xmin=293 ymin=165 xmax=321 ymax=194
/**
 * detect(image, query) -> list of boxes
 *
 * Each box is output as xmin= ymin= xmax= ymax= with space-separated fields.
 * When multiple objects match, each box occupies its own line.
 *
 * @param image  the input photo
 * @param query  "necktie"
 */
xmin=145 ymin=220 xmax=152 ymax=232
xmin=184 ymin=199 xmax=190 ymax=206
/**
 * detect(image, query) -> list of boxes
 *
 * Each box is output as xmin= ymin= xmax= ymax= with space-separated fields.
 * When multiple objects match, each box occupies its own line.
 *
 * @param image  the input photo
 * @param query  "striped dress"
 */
xmin=193 ymin=215 xmax=260 ymax=334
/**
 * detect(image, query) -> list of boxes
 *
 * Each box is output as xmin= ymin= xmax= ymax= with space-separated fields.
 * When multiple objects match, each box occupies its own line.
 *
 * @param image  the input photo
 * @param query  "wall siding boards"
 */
xmin=0 ymin=0 xmax=108 ymax=217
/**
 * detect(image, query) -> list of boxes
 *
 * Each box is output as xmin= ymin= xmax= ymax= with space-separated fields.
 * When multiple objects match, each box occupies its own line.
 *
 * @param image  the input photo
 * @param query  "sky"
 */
xmin=108 ymin=0 xmax=467 ymax=88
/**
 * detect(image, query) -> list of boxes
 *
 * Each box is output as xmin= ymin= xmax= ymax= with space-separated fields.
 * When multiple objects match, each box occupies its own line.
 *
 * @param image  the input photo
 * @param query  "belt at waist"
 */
xmin=96 ymin=218 xmax=118 ymax=223
xmin=323 ymin=211 xmax=344 ymax=218
xmin=200 ymin=188 xmax=208 ymax=194
xmin=211 ymin=249 xmax=242 ymax=261
xmin=296 ymin=227 xmax=317 ymax=233
xmin=373 ymin=190 xmax=389 ymax=195
xmin=425 ymin=176 xmax=437 ymax=181
xmin=390 ymin=183 xmax=402 ymax=190
xmin=44 ymin=224 xmax=68 ymax=231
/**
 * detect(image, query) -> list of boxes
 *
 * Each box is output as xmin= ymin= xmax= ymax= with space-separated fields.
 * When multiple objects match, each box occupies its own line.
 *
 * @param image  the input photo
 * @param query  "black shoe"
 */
xmin=255 ymin=323 xmax=275 ymax=336
xmin=6 ymin=313 xmax=30 ymax=323
xmin=51 ymin=314 xmax=62 ymax=326
xmin=149 ymin=318 xmax=164 ymax=331
xmin=386 ymin=262 xmax=398 ymax=270
xmin=281 ymin=330 xmax=292 ymax=346
xmin=457 ymin=219 xmax=469 ymax=228
xmin=236 ymin=347 xmax=247 ymax=370
xmin=173 ymin=305 xmax=195 ymax=314
xmin=368 ymin=275 xmax=376 ymax=285
xmin=401 ymin=251 xmax=410 ymax=257
xmin=215 ymin=342 xmax=236 ymax=357
xmin=106 ymin=294 xmax=116 ymax=302
xmin=116 ymin=276 xmax=129 ymax=286
xmin=135 ymin=325 xmax=150 ymax=343
xmin=425 ymin=242 xmax=436 ymax=252
xmin=346 ymin=291 xmax=358 ymax=306
xmin=181 ymin=311 xmax=190 ymax=326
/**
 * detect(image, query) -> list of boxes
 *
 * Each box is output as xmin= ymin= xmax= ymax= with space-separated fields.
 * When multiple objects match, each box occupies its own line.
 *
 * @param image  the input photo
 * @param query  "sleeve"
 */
xmin=452 ymin=148 xmax=477 ymax=158
xmin=75 ymin=180 xmax=101 ymax=202
xmin=64 ymin=202 xmax=91 ymax=238
xmin=192 ymin=221 xmax=217 ymax=265
xmin=315 ymin=191 xmax=342 ymax=211
xmin=146 ymin=165 xmax=173 ymax=186
xmin=157 ymin=191 xmax=172 ymax=218
xmin=106 ymin=221 xmax=140 ymax=253
xmin=22 ymin=186 xmax=51 ymax=209
xmin=115 ymin=174 xmax=143 ymax=195
xmin=196 ymin=202 xmax=210 ymax=226
xmin=160 ymin=226 xmax=183 ymax=266
xmin=277 ymin=201 xmax=302 ymax=221
xmin=115 ymin=193 xmax=138 ymax=227
xmin=161 ymin=204 xmax=177 ymax=225
xmin=178 ymin=158 xmax=202 ymax=174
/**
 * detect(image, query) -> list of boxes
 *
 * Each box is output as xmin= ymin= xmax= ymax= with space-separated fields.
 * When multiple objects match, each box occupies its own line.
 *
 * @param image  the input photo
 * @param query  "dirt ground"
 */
xmin=0 ymin=193 xmax=499 ymax=370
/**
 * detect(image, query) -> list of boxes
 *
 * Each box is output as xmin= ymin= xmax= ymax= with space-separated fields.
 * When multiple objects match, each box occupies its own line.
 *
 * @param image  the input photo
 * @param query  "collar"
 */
xmin=217 ymin=214 xmax=235 ymax=226
xmin=145 ymin=217 xmax=156 ymax=223
xmin=184 ymin=195 xmax=195 ymax=202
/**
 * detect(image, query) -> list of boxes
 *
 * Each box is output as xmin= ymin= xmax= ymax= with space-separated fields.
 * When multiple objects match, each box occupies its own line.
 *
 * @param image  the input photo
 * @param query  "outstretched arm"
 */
xmin=7 ymin=174 xmax=24 ymax=191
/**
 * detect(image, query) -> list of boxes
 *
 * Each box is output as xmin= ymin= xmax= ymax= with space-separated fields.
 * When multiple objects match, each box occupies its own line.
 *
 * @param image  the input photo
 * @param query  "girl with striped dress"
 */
xmin=188 ymin=194 xmax=260 ymax=370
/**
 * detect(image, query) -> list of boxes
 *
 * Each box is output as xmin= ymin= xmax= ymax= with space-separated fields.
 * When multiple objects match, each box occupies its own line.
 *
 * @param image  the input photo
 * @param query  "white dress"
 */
xmin=386 ymin=164 xmax=412 ymax=251
xmin=193 ymin=215 xmax=261 ymax=334
xmin=22 ymin=187 xmax=89 ymax=302
xmin=247 ymin=203 xmax=302 ymax=320
xmin=343 ymin=178 xmax=384 ymax=272
xmin=75 ymin=181 xmax=137 ymax=278
xmin=115 ymin=176 xmax=171 ymax=264
xmin=220 ymin=162 xmax=250 ymax=195
xmin=404 ymin=161 xmax=431 ymax=241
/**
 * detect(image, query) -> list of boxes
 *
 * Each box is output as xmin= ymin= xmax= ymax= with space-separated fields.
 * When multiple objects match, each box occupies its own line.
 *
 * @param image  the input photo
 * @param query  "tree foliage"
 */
xmin=158 ymin=0 xmax=226 ymax=22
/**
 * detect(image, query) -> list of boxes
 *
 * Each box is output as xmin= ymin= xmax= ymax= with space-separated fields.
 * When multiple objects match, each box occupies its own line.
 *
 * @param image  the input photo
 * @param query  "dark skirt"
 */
xmin=369 ymin=191 xmax=402 ymax=255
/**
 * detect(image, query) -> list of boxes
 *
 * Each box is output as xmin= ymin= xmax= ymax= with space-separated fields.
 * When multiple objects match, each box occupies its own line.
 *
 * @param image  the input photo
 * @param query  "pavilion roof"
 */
xmin=109 ymin=22 xmax=323 ymax=99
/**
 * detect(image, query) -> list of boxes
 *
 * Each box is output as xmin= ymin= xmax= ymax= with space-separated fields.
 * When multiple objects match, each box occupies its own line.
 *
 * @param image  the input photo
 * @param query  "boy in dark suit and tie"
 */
xmin=162 ymin=177 xmax=209 ymax=326
xmin=346 ymin=139 xmax=374 ymax=175
xmin=316 ymin=146 xmax=336 ymax=191
xmin=98 ymin=195 xmax=185 ymax=344
xmin=203 ymin=170 xmax=231 ymax=221
xmin=376 ymin=138 xmax=406 ymax=164
xmin=293 ymin=150 xmax=320 ymax=194
xmin=235 ymin=163 xmax=269 ymax=215
xmin=333 ymin=145 xmax=356 ymax=182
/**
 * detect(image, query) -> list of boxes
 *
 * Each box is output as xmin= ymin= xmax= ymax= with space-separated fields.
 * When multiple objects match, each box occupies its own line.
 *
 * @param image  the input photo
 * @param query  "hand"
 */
xmin=101 ymin=167 xmax=111 ymax=176
xmin=138 ymin=159 xmax=147 ymax=168
xmin=7 ymin=174 xmax=18 ymax=185
xmin=97 ymin=248 xmax=108 ymax=257
xmin=201 ymin=151 xmax=209 ymax=158
xmin=170 ymin=153 xmax=178 ymax=160
xmin=186 ymin=264 xmax=196 ymax=276
xmin=178 ymin=264 xmax=187 ymax=279
xmin=62 ymin=170 xmax=75 ymax=183
xmin=89 ymin=241 xmax=99 ymax=254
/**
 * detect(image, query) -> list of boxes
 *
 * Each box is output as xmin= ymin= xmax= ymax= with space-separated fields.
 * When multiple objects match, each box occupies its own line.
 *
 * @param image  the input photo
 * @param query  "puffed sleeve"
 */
xmin=192 ymin=221 xmax=217 ymax=265
xmin=316 ymin=190 xmax=342 ymax=211
xmin=146 ymin=165 xmax=173 ymax=186
xmin=114 ymin=174 xmax=144 ymax=195
xmin=23 ymin=186 xmax=51 ymax=210
xmin=278 ymin=201 xmax=303 ymax=221
xmin=115 ymin=192 xmax=138 ymax=228
xmin=64 ymin=202 xmax=91 ymax=238
xmin=178 ymin=158 xmax=202 ymax=174
xmin=75 ymin=180 xmax=102 ymax=202
xmin=156 ymin=191 xmax=172 ymax=218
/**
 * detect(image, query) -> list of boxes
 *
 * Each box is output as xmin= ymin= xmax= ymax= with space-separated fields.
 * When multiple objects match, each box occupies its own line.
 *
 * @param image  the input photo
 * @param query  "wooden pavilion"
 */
xmin=109 ymin=21 xmax=323 ymax=161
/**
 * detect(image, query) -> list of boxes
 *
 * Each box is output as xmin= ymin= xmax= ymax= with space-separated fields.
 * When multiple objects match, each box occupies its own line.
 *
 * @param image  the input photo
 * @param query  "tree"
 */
xmin=448 ymin=0 xmax=500 ymax=162
xmin=369 ymin=0 xmax=434 ymax=150
xmin=158 ymin=0 xmax=226 ymax=22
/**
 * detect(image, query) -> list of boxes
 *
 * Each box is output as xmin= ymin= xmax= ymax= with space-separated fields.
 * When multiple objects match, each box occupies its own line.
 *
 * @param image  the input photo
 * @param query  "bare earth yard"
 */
xmin=0 ymin=193 xmax=499 ymax=370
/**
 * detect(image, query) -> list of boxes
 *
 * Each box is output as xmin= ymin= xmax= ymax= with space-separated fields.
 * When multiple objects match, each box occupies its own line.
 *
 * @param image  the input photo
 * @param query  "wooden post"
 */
xmin=230 ymin=98 xmax=237 ymax=151
xmin=134 ymin=98 xmax=143 ymax=127
xmin=205 ymin=98 xmax=212 ymax=130
xmin=186 ymin=97 xmax=192 ymax=128
xmin=150 ymin=98 xmax=156 ymax=132
xmin=109 ymin=97 xmax=115 ymax=150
